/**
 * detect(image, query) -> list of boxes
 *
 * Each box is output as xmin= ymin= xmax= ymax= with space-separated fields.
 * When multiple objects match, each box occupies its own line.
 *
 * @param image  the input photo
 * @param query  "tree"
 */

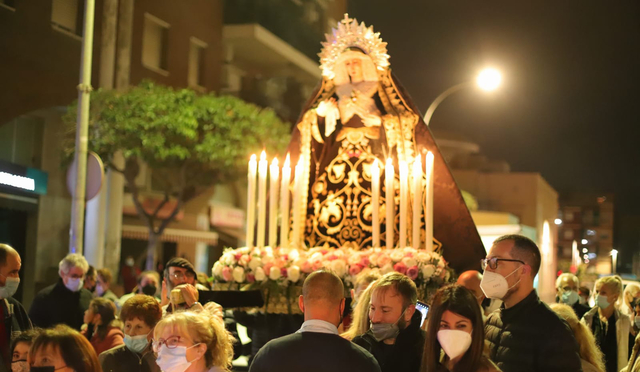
xmin=63 ymin=81 xmax=291 ymax=269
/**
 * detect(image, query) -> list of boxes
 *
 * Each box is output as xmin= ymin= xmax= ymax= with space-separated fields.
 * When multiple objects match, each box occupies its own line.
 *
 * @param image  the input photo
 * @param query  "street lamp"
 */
xmin=611 ymin=249 xmax=618 ymax=274
xmin=423 ymin=68 xmax=502 ymax=126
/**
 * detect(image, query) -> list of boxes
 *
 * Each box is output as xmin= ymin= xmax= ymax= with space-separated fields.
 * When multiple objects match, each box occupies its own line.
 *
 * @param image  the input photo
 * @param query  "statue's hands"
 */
xmin=362 ymin=114 xmax=382 ymax=127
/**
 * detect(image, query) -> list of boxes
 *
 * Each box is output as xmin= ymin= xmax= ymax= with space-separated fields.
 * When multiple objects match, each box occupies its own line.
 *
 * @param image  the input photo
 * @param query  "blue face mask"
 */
xmin=561 ymin=290 xmax=580 ymax=306
xmin=597 ymin=294 xmax=611 ymax=309
xmin=124 ymin=333 xmax=149 ymax=354
xmin=0 ymin=276 xmax=20 ymax=299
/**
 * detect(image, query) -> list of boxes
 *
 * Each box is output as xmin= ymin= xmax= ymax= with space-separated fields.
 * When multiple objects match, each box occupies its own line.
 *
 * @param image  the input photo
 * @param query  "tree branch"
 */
xmin=155 ymin=163 xmax=188 ymax=236
xmin=124 ymin=171 xmax=154 ymax=231
xmin=151 ymin=193 xmax=170 ymax=221
xmin=107 ymin=161 xmax=125 ymax=174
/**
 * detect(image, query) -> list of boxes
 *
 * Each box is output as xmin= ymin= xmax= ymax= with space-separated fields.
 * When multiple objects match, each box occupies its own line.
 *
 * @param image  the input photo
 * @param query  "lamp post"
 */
xmin=424 ymin=68 xmax=502 ymax=126
xmin=611 ymin=249 xmax=618 ymax=274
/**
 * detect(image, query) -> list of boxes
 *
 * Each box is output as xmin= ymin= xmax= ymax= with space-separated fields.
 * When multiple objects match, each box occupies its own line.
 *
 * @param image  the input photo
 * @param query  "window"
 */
xmin=142 ymin=13 xmax=170 ymax=74
xmin=564 ymin=211 xmax=574 ymax=222
xmin=188 ymin=37 xmax=207 ymax=89
xmin=51 ymin=0 xmax=83 ymax=36
xmin=563 ymin=229 xmax=574 ymax=240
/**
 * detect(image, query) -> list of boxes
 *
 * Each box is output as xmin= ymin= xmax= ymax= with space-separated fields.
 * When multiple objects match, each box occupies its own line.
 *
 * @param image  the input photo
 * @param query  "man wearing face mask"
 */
xmin=29 ymin=253 xmax=92 ymax=331
xmin=556 ymin=273 xmax=590 ymax=319
xmin=117 ymin=271 xmax=160 ymax=313
xmin=352 ymin=272 xmax=425 ymax=372
xmin=0 ymin=244 xmax=31 ymax=372
xmin=250 ymin=271 xmax=380 ymax=372
xmin=457 ymin=270 xmax=502 ymax=317
xmin=483 ymin=235 xmax=582 ymax=372
xmin=95 ymin=268 xmax=119 ymax=303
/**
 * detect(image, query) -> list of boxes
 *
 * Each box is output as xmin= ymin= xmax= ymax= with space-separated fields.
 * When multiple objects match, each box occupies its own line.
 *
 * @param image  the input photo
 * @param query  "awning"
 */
xmin=122 ymin=225 xmax=218 ymax=245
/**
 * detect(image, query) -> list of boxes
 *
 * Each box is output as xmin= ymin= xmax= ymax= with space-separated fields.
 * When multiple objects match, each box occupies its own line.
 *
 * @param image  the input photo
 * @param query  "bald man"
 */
xmin=250 ymin=271 xmax=380 ymax=372
xmin=457 ymin=270 xmax=502 ymax=315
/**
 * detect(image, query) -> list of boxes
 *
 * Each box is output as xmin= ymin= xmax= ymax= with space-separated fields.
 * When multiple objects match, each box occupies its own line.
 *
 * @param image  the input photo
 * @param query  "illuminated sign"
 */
xmin=0 ymin=171 xmax=35 ymax=191
xmin=0 ymin=161 xmax=48 ymax=195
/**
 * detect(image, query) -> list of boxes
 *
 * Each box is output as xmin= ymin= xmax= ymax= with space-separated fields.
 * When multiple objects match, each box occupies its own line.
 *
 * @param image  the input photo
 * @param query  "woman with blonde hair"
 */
xmin=153 ymin=310 xmax=234 ymax=372
xmin=341 ymin=279 xmax=377 ymax=340
xmin=622 ymin=283 xmax=640 ymax=316
xmin=550 ymin=303 xmax=605 ymax=372
xmin=582 ymin=275 xmax=633 ymax=372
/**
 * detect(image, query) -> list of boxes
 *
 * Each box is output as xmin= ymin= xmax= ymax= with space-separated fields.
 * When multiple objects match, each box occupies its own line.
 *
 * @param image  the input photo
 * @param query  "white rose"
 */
xmin=289 ymin=249 xmax=300 ymax=261
xmin=437 ymin=259 xmax=445 ymax=269
xmin=254 ymin=267 xmax=266 ymax=282
xmin=416 ymin=252 xmax=430 ymax=262
xmin=248 ymin=257 xmax=262 ymax=271
xmin=287 ymin=266 xmax=301 ymax=283
xmin=402 ymin=257 xmax=418 ymax=268
xmin=262 ymin=254 xmax=274 ymax=265
xmin=331 ymin=260 xmax=347 ymax=278
xmin=348 ymin=254 xmax=361 ymax=265
xmin=212 ymin=262 xmax=223 ymax=278
xmin=269 ymin=266 xmax=281 ymax=281
xmin=222 ymin=252 xmax=236 ymax=266
xmin=232 ymin=267 xmax=245 ymax=283
xmin=390 ymin=250 xmax=405 ymax=263
xmin=381 ymin=264 xmax=394 ymax=274
xmin=369 ymin=253 xmax=379 ymax=266
xmin=310 ymin=252 xmax=324 ymax=263
xmin=422 ymin=264 xmax=436 ymax=278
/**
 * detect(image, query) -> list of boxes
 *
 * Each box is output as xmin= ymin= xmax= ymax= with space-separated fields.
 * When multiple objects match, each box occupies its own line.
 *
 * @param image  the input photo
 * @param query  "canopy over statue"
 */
xmin=286 ymin=15 xmax=485 ymax=273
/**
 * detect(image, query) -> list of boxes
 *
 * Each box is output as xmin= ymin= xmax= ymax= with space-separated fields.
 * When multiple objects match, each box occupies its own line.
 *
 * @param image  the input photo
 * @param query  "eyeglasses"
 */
xmin=481 ymin=257 xmax=525 ymax=271
xmin=152 ymin=336 xmax=201 ymax=353
xmin=169 ymin=272 xmax=195 ymax=281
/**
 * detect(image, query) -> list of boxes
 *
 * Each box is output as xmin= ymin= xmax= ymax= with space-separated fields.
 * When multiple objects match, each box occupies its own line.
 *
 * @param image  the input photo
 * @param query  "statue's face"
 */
xmin=345 ymin=58 xmax=364 ymax=82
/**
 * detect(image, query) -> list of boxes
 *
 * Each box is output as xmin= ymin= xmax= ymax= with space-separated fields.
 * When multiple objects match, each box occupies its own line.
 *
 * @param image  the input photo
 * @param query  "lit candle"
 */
xmin=269 ymin=157 xmax=279 ymax=248
xmin=279 ymin=154 xmax=291 ymax=248
xmin=385 ymin=158 xmax=395 ymax=249
xmin=292 ymin=160 xmax=303 ymax=248
xmin=246 ymin=154 xmax=257 ymax=248
xmin=371 ymin=159 xmax=380 ymax=248
xmin=399 ymin=160 xmax=408 ymax=249
xmin=425 ymin=151 xmax=435 ymax=252
xmin=412 ymin=157 xmax=423 ymax=249
xmin=257 ymin=151 xmax=268 ymax=248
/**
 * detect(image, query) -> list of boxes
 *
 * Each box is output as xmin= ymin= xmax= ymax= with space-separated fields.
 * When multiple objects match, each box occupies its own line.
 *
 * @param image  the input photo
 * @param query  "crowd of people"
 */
xmin=0 ymin=234 xmax=638 ymax=372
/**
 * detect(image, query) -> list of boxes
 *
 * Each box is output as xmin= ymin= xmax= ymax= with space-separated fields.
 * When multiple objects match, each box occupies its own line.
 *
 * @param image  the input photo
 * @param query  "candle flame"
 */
xmin=272 ymin=157 xmax=278 ymax=167
xmin=260 ymin=150 xmax=266 ymax=161
xmin=284 ymin=153 xmax=291 ymax=168
xmin=250 ymin=154 xmax=256 ymax=162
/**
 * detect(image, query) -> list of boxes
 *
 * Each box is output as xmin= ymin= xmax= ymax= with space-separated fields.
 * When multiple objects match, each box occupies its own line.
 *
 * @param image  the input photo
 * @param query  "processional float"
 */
xmin=211 ymin=15 xmax=485 ymax=313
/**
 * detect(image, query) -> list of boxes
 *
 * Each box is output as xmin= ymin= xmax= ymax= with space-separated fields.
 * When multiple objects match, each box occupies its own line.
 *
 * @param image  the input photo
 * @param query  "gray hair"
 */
xmin=556 ymin=273 xmax=579 ymax=289
xmin=58 ymin=253 xmax=89 ymax=276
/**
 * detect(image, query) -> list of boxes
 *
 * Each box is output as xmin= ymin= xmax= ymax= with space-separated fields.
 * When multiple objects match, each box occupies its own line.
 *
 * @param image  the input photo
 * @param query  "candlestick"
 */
xmin=257 ymin=151 xmax=268 ymax=248
xmin=269 ymin=157 xmax=279 ymax=248
xmin=399 ymin=160 xmax=408 ymax=249
xmin=412 ymin=157 xmax=423 ymax=248
xmin=425 ymin=151 xmax=434 ymax=252
xmin=280 ymin=154 xmax=291 ymax=248
xmin=246 ymin=154 xmax=257 ymax=248
xmin=385 ymin=158 xmax=395 ymax=250
xmin=371 ymin=159 xmax=380 ymax=248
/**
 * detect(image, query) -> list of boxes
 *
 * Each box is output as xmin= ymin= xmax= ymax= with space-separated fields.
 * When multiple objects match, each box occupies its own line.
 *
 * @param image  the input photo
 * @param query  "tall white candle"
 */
xmin=371 ymin=159 xmax=380 ymax=248
xmin=425 ymin=151 xmax=435 ymax=252
xmin=412 ymin=157 xmax=423 ymax=249
xmin=269 ymin=157 xmax=279 ymax=248
xmin=246 ymin=154 xmax=257 ymax=248
xmin=399 ymin=160 xmax=408 ymax=249
xmin=292 ymin=160 xmax=303 ymax=248
xmin=279 ymin=154 xmax=291 ymax=248
xmin=385 ymin=158 xmax=395 ymax=250
xmin=257 ymin=151 xmax=268 ymax=248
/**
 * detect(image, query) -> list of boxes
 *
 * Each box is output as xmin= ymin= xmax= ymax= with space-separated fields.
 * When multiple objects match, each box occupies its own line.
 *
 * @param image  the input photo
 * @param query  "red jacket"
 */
xmin=83 ymin=325 xmax=124 ymax=356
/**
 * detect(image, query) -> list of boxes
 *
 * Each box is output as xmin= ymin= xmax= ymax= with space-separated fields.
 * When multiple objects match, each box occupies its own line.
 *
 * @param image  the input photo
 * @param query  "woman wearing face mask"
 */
xmin=420 ymin=284 xmax=500 ymax=372
xmin=10 ymin=329 xmax=42 ymax=372
xmin=152 ymin=311 xmax=234 ymax=372
xmin=81 ymin=298 xmax=124 ymax=355
xmin=95 ymin=269 xmax=119 ymax=303
xmin=29 ymin=325 xmax=101 ymax=372
xmin=581 ymin=275 xmax=633 ymax=372
xmin=621 ymin=284 xmax=640 ymax=317
xmin=99 ymin=295 xmax=161 ymax=372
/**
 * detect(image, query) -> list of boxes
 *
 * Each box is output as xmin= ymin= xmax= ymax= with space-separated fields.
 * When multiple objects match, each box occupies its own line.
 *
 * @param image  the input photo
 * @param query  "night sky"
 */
xmin=348 ymin=1 xmax=640 ymax=261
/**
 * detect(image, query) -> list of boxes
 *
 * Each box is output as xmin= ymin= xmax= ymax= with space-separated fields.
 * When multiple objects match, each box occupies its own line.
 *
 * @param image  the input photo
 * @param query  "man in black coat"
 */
xmin=28 ymin=253 xmax=93 ymax=331
xmin=555 ymin=273 xmax=590 ymax=319
xmin=483 ymin=235 xmax=583 ymax=372
xmin=0 ymin=244 xmax=31 ymax=372
xmin=352 ymin=272 xmax=425 ymax=372
xmin=249 ymin=271 xmax=380 ymax=372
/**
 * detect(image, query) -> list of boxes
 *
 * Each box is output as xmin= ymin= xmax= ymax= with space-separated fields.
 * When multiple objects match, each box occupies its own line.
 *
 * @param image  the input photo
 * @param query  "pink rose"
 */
xmin=406 ymin=266 xmax=419 ymax=280
xmin=320 ymin=249 xmax=329 ymax=255
xmin=301 ymin=261 xmax=313 ymax=273
xmin=405 ymin=252 xmax=414 ymax=258
xmin=263 ymin=262 xmax=274 ymax=276
xmin=247 ymin=274 xmax=256 ymax=283
xmin=393 ymin=262 xmax=408 ymax=275
xmin=281 ymin=267 xmax=288 ymax=278
xmin=235 ymin=253 xmax=243 ymax=261
xmin=377 ymin=254 xmax=391 ymax=267
xmin=326 ymin=253 xmax=338 ymax=261
xmin=312 ymin=260 xmax=324 ymax=271
xmin=274 ymin=259 xmax=287 ymax=269
xmin=359 ymin=256 xmax=370 ymax=267
xmin=222 ymin=266 xmax=232 ymax=282
xmin=349 ymin=264 xmax=364 ymax=276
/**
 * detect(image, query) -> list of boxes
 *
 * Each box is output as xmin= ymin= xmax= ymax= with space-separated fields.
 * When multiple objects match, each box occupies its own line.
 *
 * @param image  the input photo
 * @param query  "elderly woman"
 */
xmin=82 ymin=298 xmax=124 ymax=355
xmin=153 ymin=311 xmax=234 ymax=372
xmin=29 ymin=325 xmax=101 ymax=372
xmin=99 ymin=295 xmax=162 ymax=372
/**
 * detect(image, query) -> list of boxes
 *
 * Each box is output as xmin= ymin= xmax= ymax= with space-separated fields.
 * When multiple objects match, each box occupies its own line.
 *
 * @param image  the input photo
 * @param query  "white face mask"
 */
xmin=561 ymin=290 xmax=580 ymax=306
xmin=11 ymin=360 xmax=28 ymax=372
xmin=65 ymin=277 xmax=84 ymax=292
xmin=95 ymin=283 xmax=105 ymax=296
xmin=156 ymin=344 xmax=201 ymax=372
xmin=437 ymin=329 xmax=472 ymax=360
xmin=597 ymin=294 xmax=611 ymax=309
xmin=480 ymin=266 xmax=523 ymax=300
xmin=0 ymin=276 xmax=20 ymax=299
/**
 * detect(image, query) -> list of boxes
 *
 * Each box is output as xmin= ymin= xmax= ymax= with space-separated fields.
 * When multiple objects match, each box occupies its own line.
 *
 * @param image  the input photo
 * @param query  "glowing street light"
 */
xmin=554 ymin=218 xmax=562 ymax=225
xmin=423 ymin=68 xmax=503 ymax=126
xmin=611 ymin=249 xmax=618 ymax=274
xmin=581 ymin=239 xmax=588 ymax=245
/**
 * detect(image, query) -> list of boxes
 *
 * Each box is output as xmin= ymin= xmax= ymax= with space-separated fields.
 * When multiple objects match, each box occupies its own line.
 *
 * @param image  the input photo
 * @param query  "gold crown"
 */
xmin=319 ymin=14 xmax=390 ymax=79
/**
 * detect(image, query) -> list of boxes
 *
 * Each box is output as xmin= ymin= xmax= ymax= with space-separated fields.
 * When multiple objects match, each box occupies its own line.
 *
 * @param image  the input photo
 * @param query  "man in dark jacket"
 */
xmin=249 ymin=271 xmax=380 ymax=372
xmin=29 ymin=253 xmax=93 ymax=331
xmin=0 ymin=244 xmax=31 ymax=372
xmin=482 ymin=235 xmax=583 ymax=372
xmin=556 ymin=273 xmax=590 ymax=319
xmin=352 ymin=272 xmax=425 ymax=372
